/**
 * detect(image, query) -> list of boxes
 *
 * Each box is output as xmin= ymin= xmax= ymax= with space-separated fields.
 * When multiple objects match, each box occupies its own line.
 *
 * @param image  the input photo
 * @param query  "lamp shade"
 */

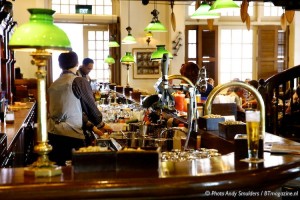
xmin=120 ymin=52 xmax=135 ymax=64
xmin=209 ymin=0 xmax=240 ymax=13
xmin=144 ymin=21 xmax=167 ymax=32
xmin=122 ymin=34 xmax=137 ymax=44
xmin=105 ymin=55 xmax=115 ymax=65
xmin=151 ymin=45 xmax=173 ymax=61
xmin=144 ymin=8 xmax=167 ymax=32
xmin=109 ymin=41 xmax=120 ymax=47
xmin=191 ymin=2 xmax=221 ymax=19
xmin=9 ymin=8 xmax=71 ymax=51
xmin=146 ymin=31 xmax=153 ymax=38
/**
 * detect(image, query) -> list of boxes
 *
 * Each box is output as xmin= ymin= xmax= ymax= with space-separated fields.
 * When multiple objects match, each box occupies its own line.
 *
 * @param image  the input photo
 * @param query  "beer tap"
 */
xmin=204 ymin=82 xmax=265 ymax=136
xmin=195 ymin=66 xmax=207 ymax=93
xmin=154 ymin=53 xmax=199 ymax=150
xmin=159 ymin=53 xmax=174 ymax=108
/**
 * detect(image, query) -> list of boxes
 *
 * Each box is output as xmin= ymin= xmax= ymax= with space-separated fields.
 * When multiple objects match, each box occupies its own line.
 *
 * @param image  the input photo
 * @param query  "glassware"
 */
xmin=195 ymin=94 xmax=201 ymax=103
xmin=245 ymin=110 xmax=261 ymax=162
xmin=160 ymin=149 xmax=221 ymax=162
xmin=6 ymin=110 xmax=15 ymax=124
xmin=174 ymin=93 xmax=185 ymax=112
xmin=94 ymin=91 xmax=101 ymax=102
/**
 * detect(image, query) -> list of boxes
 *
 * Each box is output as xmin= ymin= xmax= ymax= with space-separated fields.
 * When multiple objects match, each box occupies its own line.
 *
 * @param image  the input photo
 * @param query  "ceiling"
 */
xmin=128 ymin=0 xmax=300 ymax=10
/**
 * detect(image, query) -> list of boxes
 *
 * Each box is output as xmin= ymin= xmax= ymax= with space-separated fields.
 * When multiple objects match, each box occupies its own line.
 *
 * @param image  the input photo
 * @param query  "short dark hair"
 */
xmin=180 ymin=62 xmax=199 ymax=84
xmin=248 ymin=80 xmax=259 ymax=89
xmin=58 ymin=51 xmax=78 ymax=70
xmin=82 ymin=58 xmax=94 ymax=65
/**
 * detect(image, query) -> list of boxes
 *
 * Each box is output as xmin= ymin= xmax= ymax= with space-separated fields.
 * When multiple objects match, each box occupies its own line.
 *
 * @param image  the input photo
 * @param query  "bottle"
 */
xmin=178 ymin=123 xmax=187 ymax=150
xmin=196 ymin=135 xmax=201 ymax=150
xmin=173 ymin=131 xmax=181 ymax=150
xmin=131 ymin=129 xmax=138 ymax=148
xmin=166 ymin=130 xmax=173 ymax=151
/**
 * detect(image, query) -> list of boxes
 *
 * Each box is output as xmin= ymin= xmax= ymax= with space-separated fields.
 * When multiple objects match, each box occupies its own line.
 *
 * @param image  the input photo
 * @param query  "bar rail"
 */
xmin=1 ymin=131 xmax=300 ymax=199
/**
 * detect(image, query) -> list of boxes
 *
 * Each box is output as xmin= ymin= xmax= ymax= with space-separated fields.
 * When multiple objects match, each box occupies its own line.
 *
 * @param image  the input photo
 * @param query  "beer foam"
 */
xmin=246 ymin=111 xmax=260 ymax=122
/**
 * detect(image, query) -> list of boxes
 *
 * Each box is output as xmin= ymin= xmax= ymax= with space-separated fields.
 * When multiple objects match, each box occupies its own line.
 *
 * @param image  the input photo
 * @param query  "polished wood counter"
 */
xmin=0 ymin=102 xmax=36 ymax=167
xmin=1 ymin=132 xmax=300 ymax=199
xmin=1 ymin=102 xmax=36 ymax=151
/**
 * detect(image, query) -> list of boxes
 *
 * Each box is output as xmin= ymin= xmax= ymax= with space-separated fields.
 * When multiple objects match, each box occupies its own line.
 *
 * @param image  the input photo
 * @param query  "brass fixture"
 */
xmin=9 ymin=9 xmax=71 ymax=177
xmin=204 ymin=81 xmax=265 ymax=136
xmin=146 ymin=31 xmax=153 ymax=46
xmin=158 ymin=53 xmax=198 ymax=150
xmin=163 ymin=74 xmax=197 ymax=150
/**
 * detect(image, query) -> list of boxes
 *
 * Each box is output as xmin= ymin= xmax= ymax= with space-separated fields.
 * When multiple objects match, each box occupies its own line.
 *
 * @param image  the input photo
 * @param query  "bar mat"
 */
xmin=240 ymin=158 xmax=264 ymax=163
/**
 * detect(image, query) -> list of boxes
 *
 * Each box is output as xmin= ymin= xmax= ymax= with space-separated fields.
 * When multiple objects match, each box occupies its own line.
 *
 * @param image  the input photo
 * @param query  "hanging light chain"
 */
xmin=128 ymin=0 xmax=130 ymax=27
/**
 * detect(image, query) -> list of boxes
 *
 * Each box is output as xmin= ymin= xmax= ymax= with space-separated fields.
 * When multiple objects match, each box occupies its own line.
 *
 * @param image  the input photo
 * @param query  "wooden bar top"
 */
xmin=1 ymin=131 xmax=300 ymax=199
xmin=1 ymin=102 xmax=36 ymax=151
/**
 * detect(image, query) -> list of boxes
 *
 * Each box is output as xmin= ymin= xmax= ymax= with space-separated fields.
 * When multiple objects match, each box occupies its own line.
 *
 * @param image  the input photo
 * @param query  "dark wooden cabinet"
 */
xmin=0 ymin=1 xmax=17 ymax=103
xmin=0 ymin=27 xmax=16 ymax=103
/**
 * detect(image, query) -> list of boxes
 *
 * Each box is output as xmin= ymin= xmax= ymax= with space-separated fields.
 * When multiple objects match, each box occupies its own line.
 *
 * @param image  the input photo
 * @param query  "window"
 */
xmin=50 ymin=0 xmax=118 ymax=84
xmin=84 ymin=26 xmax=110 ymax=82
xmin=187 ymin=29 xmax=197 ymax=60
xmin=51 ymin=24 xmax=110 ymax=83
xmin=219 ymin=28 xmax=253 ymax=83
xmin=51 ymin=0 xmax=112 ymax=15
xmin=51 ymin=23 xmax=84 ymax=81
xmin=186 ymin=2 xmax=288 ymax=85
xmin=263 ymin=2 xmax=283 ymax=16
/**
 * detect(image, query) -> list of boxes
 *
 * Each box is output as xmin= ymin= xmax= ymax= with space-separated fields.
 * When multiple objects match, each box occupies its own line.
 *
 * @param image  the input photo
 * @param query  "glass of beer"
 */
xmin=245 ymin=110 xmax=260 ymax=162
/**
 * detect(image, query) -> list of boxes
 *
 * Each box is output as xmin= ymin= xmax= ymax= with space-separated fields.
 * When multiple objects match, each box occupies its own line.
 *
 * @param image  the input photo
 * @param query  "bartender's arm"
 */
xmin=72 ymin=77 xmax=112 ymax=132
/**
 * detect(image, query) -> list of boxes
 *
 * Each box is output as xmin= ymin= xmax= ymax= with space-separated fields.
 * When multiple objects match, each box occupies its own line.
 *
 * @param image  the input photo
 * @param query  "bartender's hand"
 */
xmin=99 ymin=123 xmax=113 ymax=134
xmin=92 ymin=126 xmax=104 ymax=137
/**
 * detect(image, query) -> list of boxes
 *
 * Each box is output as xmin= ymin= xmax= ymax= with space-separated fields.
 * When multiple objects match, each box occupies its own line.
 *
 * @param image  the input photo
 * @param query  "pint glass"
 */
xmin=245 ymin=110 xmax=260 ymax=161
xmin=174 ymin=93 xmax=185 ymax=112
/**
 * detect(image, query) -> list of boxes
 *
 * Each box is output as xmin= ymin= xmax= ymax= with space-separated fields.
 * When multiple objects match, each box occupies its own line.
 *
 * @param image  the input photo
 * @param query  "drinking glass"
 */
xmin=195 ymin=94 xmax=201 ymax=103
xmin=245 ymin=110 xmax=261 ymax=162
xmin=174 ymin=93 xmax=185 ymax=112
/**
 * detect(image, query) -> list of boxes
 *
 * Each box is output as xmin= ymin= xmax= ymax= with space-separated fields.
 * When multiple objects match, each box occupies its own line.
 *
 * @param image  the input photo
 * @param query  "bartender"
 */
xmin=47 ymin=51 xmax=111 ymax=166
xmin=76 ymin=57 xmax=94 ymax=84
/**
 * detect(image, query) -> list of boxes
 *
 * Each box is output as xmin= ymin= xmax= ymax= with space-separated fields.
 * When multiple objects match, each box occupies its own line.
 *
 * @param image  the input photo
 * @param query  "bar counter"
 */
xmin=0 ymin=102 xmax=36 ymax=167
xmin=1 ymin=130 xmax=300 ymax=199
xmin=1 ymin=102 xmax=36 ymax=151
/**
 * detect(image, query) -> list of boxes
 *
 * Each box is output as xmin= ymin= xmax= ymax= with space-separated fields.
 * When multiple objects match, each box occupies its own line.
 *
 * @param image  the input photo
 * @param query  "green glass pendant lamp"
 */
xmin=109 ymin=41 xmax=120 ymax=47
xmin=107 ymin=34 xmax=119 ymax=83
xmin=105 ymin=55 xmax=115 ymax=84
xmin=105 ymin=55 xmax=116 ymax=64
xmin=209 ymin=0 xmax=240 ymax=13
xmin=144 ymin=1 xmax=167 ymax=32
xmin=9 ymin=9 xmax=71 ymax=51
xmin=191 ymin=1 xmax=221 ymax=19
xmin=120 ymin=52 xmax=135 ymax=87
xmin=9 ymin=8 xmax=71 ymax=177
xmin=120 ymin=52 xmax=135 ymax=64
xmin=122 ymin=0 xmax=137 ymax=44
xmin=122 ymin=26 xmax=137 ymax=44
xmin=150 ymin=45 xmax=173 ymax=61
xmin=109 ymin=35 xmax=120 ymax=47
